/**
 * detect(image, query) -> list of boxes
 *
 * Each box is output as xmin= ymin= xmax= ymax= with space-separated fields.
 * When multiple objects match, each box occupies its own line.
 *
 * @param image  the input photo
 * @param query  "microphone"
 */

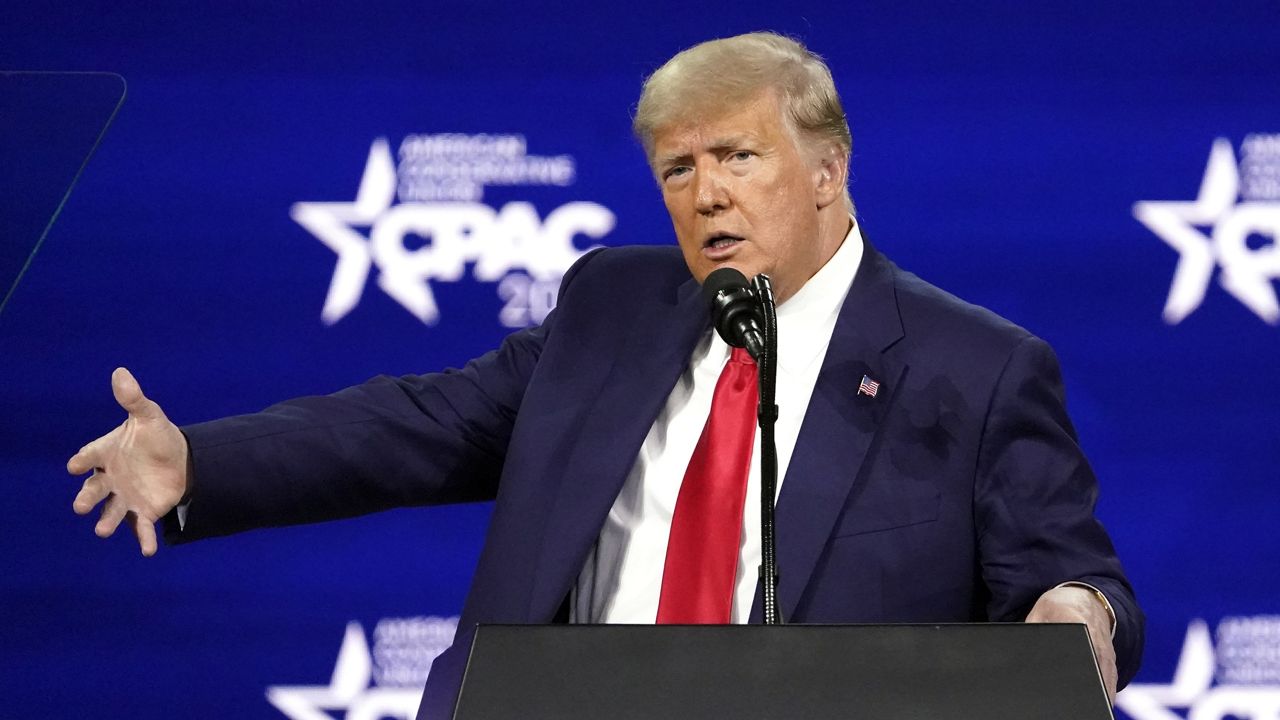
xmin=702 ymin=268 xmax=765 ymax=360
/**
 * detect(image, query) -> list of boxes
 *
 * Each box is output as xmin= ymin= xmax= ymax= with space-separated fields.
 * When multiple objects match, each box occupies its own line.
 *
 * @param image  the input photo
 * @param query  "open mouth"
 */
xmin=704 ymin=233 xmax=744 ymax=249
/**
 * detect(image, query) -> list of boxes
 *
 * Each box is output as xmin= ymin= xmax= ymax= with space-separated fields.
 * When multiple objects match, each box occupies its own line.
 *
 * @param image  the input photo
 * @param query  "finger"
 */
xmin=111 ymin=367 xmax=161 ymax=420
xmin=1085 ymin=628 xmax=1117 ymax=703
xmin=73 ymin=473 xmax=110 ymax=514
xmin=67 ymin=432 xmax=114 ymax=475
xmin=128 ymin=512 xmax=159 ymax=557
xmin=95 ymin=494 xmax=128 ymax=538
xmin=1098 ymin=643 xmax=1118 ymax=703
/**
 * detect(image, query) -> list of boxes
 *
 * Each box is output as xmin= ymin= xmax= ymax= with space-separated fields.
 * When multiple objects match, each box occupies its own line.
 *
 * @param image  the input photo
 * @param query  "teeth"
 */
xmin=708 ymin=236 xmax=739 ymax=248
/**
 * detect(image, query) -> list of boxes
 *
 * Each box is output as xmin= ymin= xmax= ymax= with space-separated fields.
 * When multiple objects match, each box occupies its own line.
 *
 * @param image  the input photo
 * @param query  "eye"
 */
xmin=728 ymin=150 xmax=754 ymax=162
xmin=663 ymin=165 xmax=691 ymax=181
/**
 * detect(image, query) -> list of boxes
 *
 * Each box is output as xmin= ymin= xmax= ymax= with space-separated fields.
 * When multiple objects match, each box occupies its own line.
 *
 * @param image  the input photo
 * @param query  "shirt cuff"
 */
xmin=175 ymin=500 xmax=190 ymax=531
xmin=1054 ymin=581 xmax=1116 ymax=638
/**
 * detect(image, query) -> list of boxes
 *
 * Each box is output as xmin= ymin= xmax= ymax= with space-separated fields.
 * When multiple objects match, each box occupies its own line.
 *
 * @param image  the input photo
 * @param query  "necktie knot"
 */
xmin=729 ymin=346 xmax=755 ymax=366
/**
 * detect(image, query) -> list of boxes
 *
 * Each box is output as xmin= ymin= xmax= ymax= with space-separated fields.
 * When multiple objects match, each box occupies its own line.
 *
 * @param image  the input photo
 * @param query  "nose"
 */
xmin=693 ymin=163 xmax=731 ymax=215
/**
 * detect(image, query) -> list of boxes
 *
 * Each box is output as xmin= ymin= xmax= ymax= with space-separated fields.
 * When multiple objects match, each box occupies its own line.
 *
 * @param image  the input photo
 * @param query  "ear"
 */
xmin=812 ymin=146 xmax=848 ymax=210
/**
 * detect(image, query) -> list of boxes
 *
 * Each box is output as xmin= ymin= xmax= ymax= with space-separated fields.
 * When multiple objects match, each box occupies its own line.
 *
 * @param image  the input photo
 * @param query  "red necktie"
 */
xmin=656 ymin=347 xmax=758 ymax=624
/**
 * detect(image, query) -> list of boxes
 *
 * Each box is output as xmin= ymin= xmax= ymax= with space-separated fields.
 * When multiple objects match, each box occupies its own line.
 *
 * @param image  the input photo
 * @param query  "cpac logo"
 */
xmin=292 ymin=136 xmax=614 ymax=326
xmin=1134 ymin=135 xmax=1280 ymax=325
xmin=1117 ymin=616 xmax=1280 ymax=720
xmin=267 ymin=616 xmax=457 ymax=720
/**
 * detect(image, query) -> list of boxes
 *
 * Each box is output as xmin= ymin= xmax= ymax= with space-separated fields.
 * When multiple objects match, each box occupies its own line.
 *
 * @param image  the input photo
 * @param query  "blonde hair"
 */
xmin=633 ymin=32 xmax=853 ymax=167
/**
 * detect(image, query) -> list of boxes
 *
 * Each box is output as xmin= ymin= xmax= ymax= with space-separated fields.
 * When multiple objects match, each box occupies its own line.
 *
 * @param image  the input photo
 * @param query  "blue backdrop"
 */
xmin=3 ymin=2 xmax=1278 ymax=718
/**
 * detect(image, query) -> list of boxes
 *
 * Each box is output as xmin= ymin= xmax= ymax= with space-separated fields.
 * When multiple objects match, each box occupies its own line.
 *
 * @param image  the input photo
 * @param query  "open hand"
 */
xmin=67 ymin=367 xmax=191 ymax=556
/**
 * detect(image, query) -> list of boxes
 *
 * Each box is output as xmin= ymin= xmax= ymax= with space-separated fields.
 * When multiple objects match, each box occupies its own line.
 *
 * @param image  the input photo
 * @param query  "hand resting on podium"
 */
xmin=1026 ymin=584 xmax=1118 ymax=703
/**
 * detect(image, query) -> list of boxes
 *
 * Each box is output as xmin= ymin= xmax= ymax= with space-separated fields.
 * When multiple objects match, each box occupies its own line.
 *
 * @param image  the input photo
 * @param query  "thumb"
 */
xmin=111 ymin=367 xmax=160 ymax=419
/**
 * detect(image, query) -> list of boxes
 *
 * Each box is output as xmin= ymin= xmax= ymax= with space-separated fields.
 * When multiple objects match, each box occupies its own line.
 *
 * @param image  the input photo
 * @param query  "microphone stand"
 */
xmin=751 ymin=274 xmax=783 ymax=625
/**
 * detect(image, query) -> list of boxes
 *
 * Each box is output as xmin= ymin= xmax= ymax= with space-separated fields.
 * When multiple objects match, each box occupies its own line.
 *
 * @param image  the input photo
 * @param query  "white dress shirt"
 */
xmin=572 ymin=221 xmax=864 ymax=623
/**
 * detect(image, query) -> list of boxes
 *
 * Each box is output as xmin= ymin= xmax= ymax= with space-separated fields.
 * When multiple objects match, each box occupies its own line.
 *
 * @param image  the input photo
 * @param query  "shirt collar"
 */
xmin=701 ymin=217 xmax=864 ymax=375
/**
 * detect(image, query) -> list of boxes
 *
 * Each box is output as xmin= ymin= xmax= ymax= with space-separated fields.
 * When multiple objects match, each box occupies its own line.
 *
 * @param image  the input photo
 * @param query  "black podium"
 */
xmin=453 ymin=623 xmax=1112 ymax=719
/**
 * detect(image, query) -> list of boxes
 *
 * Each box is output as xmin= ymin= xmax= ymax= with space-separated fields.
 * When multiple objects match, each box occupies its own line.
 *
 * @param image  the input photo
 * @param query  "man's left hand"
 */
xmin=1025 ymin=585 xmax=1117 ymax=704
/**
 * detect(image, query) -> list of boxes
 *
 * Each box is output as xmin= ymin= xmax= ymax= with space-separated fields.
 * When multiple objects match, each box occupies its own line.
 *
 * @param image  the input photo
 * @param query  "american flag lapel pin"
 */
xmin=858 ymin=374 xmax=880 ymax=398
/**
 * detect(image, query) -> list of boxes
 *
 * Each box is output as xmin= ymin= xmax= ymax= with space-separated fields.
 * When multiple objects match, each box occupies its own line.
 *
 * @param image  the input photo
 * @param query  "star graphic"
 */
xmin=1133 ymin=139 xmax=1240 ymax=325
xmin=266 ymin=622 xmax=422 ymax=720
xmin=1114 ymin=620 xmax=1214 ymax=720
xmin=1134 ymin=139 xmax=1280 ymax=325
xmin=290 ymin=139 xmax=399 ymax=325
xmin=1116 ymin=619 xmax=1280 ymax=720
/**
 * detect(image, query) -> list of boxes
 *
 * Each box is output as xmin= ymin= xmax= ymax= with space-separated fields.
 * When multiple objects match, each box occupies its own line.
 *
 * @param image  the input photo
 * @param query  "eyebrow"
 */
xmin=654 ymin=134 xmax=761 ymax=169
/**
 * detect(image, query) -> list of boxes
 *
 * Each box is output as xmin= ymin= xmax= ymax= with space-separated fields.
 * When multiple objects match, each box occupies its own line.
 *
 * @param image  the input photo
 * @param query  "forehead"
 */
xmin=650 ymin=90 xmax=790 ymax=158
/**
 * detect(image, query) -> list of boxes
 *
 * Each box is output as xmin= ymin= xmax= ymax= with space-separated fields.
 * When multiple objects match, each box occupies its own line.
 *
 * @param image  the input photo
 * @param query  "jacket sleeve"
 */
xmin=973 ymin=334 xmax=1145 ymax=688
xmin=165 ymin=248 xmax=605 ymax=544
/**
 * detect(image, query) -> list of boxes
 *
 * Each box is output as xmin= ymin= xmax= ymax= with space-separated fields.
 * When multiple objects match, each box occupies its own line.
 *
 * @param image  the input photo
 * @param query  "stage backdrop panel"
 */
xmin=2 ymin=2 xmax=1277 ymax=718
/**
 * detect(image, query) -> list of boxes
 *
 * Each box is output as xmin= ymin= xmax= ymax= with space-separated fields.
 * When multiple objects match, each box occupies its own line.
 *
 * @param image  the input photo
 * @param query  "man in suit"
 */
xmin=68 ymin=32 xmax=1141 ymax=718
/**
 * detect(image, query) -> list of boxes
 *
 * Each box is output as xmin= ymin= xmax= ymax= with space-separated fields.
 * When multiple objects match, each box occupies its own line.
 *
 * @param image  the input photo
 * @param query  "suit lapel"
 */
xmin=527 ymin=274 xmax=708 ymax=620
xmin=751 ymin=239 xmax=907 ymax=622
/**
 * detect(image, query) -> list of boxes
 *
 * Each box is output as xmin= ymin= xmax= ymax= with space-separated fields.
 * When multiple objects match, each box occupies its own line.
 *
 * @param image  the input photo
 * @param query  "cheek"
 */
xmin=755 ymin=199 xmax=813 ymax=276
xmin=664 ymin=208 xmax=708 ymax=276
xmin=758 ymin=198 xmax=801 ymax=258
xmin=661 ymin=194 xmax=679 ymax=223
xmin=664 ymin=190 xmax=696 ymax=222
xmin=664 ymin=199 xmax=694 ymax=238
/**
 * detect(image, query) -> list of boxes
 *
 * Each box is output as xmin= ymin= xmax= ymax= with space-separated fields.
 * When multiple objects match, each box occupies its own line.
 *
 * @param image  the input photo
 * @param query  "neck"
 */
xmin=776 ymin=202 xmax=852 ymax=305
xmin=816 ymin=198 xmax=854 ymax=262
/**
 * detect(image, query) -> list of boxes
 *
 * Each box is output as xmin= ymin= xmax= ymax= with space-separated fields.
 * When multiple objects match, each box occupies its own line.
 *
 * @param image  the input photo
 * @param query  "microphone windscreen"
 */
xmin=701 ymin=267 xmax=750 ymax=308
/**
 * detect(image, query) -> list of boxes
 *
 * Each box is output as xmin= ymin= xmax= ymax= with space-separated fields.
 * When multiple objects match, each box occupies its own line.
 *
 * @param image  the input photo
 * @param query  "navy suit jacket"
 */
xmin=171 ymin=239 xmax=1142 ymax=718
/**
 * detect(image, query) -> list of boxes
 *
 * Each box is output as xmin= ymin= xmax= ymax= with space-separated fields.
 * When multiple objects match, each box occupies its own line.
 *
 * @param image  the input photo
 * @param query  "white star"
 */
xmin=291 ymin=139 xmax=398 ymax=325
xmin=1115 ymin=619 xmax=1213 ymax=720
xmin=266 ymin=622 xmax=422 ymax=720
xmin=1133 ymin=139 xmax=1239 ymax=325
xmin=1134 ymin=139 xmax=1280 ymax=325
xmin=266 ymin=622 xmax=373 ymax=720
xmin=1116 ymin=619 xmax=1280 ymax=720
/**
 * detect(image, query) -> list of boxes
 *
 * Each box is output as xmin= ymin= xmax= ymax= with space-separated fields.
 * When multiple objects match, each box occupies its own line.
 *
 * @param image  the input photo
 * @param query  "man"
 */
xmin=68 ymin=32 xmax=1142 ymax=718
